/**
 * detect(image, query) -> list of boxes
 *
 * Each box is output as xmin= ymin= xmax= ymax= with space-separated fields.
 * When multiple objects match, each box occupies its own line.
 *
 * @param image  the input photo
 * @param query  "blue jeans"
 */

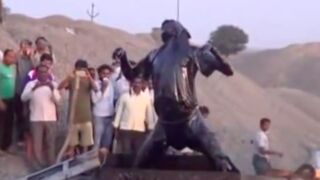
xmin=94 ymin=116 xmax=114 ymax=149
xmin=252 ymin=154 xmax=271 ymax=175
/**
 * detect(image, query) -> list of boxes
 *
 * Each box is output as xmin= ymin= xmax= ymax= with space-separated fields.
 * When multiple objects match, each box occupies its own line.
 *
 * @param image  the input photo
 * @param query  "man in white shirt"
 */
xmin=113 ymin=76 xmax=153 ymax=155
xmin=21 ymin=64 xmax=60 ymax=169
xmin=34 ymin=36 xmax=56 ymax=65
xmin=252 ymin=118 xmax=291 ymax=178
xmin=91 ymin=64 xmax=115 ymax=159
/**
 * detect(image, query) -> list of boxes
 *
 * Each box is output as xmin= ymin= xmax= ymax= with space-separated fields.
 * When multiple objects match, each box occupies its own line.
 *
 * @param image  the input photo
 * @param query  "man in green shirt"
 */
xmin=0 ymin=49 xmax=17 ymax=151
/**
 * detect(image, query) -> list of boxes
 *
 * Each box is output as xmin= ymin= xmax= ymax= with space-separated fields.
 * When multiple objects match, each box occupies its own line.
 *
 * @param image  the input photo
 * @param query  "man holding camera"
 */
xmin=59 ymin=59 xmax=98 ymax=157
xmin=21 ymin=64 xmax=61 ymax=169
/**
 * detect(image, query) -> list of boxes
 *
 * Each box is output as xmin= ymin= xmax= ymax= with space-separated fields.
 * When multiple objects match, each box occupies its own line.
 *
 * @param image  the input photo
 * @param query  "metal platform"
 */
xmin=19 ymin=154 xmax=275 ymax=180
xmin=18 ymin=151 xmax=100 ymax=180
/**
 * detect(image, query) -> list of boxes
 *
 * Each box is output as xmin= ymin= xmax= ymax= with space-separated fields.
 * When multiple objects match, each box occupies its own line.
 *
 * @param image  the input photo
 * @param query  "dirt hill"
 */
xmin=1 ymin=14 xmax=158 ymax=79
xmin=0 ymin=151 xmax=29 ymax=180
xmin=1 ymin=14 xmax=320 ymax=178
xmin=232 ymin=43 xmax=320 ymax=97
xmin=269 ymin=87 xmax=320 ymax=123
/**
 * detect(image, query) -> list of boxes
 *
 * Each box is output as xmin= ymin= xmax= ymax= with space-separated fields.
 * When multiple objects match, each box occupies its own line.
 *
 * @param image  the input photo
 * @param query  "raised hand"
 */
xmin=209 ymin=46 xmax=234 ymax=76
xmin=115 ymin=48 xmax=127 ymax=61
xmin=32 ymin=81 xmax=44 ymax=91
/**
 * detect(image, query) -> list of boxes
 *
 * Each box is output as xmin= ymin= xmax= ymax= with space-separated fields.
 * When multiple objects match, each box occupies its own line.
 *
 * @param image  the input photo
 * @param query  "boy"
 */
xmin=91 ymin=64 xmax=114 ymax=160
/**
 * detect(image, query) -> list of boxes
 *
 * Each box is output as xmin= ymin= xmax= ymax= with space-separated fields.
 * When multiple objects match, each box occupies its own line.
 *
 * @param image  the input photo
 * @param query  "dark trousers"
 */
xmin=252 ymin=154 xmax=272 ymax=175
xmin=133 ymin=110 xmax=240 ymax=173
xmin=116 ymin=130 xmax=146 ymax=155
xmin=14 ymin=94 xmax=29 ymax=142
xmin=0 ymin=99 xmax=15 ymax=151
xmin=31 ymin=121 xmax=57 ymax=167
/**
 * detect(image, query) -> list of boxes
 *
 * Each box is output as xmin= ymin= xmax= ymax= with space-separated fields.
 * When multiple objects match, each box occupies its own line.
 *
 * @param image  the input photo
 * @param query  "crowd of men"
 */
xmin=0 ymin=36 xmax=293 ymax=179
xmin=0 ymin=38 xmax=212 ymax=171
xmin=0 ymin=38 xmax=58 ymax=169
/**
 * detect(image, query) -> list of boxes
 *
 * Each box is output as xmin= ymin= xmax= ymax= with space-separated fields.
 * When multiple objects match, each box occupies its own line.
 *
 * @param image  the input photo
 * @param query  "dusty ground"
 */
xmin=0 ymin=150 xmax=29 ymax=180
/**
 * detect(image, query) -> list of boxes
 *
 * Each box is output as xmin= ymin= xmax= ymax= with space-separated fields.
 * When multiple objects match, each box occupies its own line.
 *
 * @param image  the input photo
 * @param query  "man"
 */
xmin=15 ymin=39 xmax=36 ymax=146
xmin=91 ymin=64 xmax=114 ymax=160
xmin=113 ymin=76 xmax=153 ymax=155
xmin=21 ymin=64 xmax=61 ymax=169
xmin=252 ymin=118 xmax=291 ymax=178
xmin=111 ymin=48 xmax=130 ymax=105
xmin=141 ymin=79 xmax=152 ymax=99
xmin=22 ymin=53 xmax=55 ymax=159
xmin=59 ymin=59 xmax=98 ymax=156
xmin=0 ymin=49 xmax=16 ymax=151
xmin=34 ymin=37 xmax=55 ymax=64
xmin=116 ymin=20 xmax=238 ymax=172
xmin=25 ymin=53 xmax=54 ymax=84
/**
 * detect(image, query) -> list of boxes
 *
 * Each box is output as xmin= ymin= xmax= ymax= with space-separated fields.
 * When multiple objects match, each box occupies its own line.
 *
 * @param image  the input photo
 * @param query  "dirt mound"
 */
xmin=1 ymin=14 xmax=158 ymax=78
xmin=0 ymin=152 xmax=29 ymax=180
xmin=284 ymin=43 xmax=320 ymax=58
xmin=269 ymin=87 xmax=320 ymax=122
xmin=232 ymin=43 xmax=320 ymax=97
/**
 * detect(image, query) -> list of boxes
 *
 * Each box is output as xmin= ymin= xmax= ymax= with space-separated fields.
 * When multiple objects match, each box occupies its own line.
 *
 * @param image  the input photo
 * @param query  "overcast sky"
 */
xmin=6 ymin=0 xmax=320 ymax=48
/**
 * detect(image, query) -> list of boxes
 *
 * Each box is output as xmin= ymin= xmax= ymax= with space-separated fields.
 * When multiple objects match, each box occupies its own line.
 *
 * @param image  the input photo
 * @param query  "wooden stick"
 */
xmin=56 ymin=76 xmax=80 ymax=163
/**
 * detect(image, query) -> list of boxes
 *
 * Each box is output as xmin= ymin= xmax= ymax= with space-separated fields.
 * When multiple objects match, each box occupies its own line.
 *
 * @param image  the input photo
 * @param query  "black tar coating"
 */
xmin=116 ymin=19 xmax=238 ymax=173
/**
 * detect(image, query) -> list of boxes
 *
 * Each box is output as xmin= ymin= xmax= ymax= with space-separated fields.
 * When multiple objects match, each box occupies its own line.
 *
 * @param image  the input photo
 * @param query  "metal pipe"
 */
xmin=177 ymin=0 xmax=180 ymax=22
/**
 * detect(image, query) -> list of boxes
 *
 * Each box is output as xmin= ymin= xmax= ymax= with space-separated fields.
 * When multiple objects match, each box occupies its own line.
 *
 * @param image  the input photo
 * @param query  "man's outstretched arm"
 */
xmin=194 ymin=44 xmax=233 ymax=77
xmin=116 ymin=48 xmax=152 ymax=81
xmin=259 ymin=147 xmax=283 ymax=157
